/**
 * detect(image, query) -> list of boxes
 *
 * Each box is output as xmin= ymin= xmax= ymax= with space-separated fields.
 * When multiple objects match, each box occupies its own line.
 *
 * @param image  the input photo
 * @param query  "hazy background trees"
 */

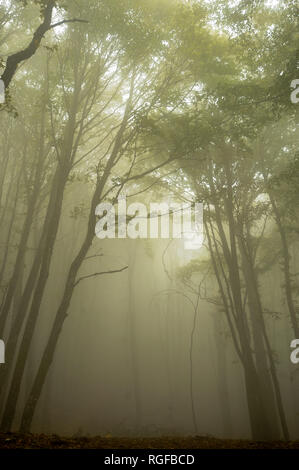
xmin=0 ymin=0 xmax=298 ymax=440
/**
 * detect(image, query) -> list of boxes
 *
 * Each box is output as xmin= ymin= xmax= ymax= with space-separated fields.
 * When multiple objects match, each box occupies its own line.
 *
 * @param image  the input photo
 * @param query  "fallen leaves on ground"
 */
xmin=0 ymin=433 xmax=298 ymax=449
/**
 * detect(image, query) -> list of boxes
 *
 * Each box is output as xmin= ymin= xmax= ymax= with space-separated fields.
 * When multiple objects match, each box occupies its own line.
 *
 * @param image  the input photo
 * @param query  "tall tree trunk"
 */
xmin=0 ymin=164 xmax=69 ymax=431
xmin=212 ymin=313 xmax=233 ymax=437
xmin=204 ymin=157 xmax=274 ymax=440
xmin=0 ymin=66 xmax=82 ymax=423
xmin=205 ymin=213 xmax=272 ymax=440
xmin=0 ymin=101 xmax=47 ymax=336
xmin=238 ymin=232 xmax=288 ymax=439
xmin=269 ymin=194 xmax=299 ymax=338
xmin=0 ymin=163 xmax=63 ymax=397
xmin=0 ymin=162 xmax=23 ymax=288
xmin=127 ymin=241 xmax=142 ymax=431
xmin=19 ymin=86 xmax=134 ymax=432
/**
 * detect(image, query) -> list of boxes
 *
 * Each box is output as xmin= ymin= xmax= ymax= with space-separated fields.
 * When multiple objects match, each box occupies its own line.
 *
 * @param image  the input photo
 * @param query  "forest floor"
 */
xmin=0 ymin=433 xmax=299 ymax=449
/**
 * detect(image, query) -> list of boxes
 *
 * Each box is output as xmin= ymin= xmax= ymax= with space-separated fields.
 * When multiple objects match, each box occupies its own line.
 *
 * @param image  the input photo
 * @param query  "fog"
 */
xmin=0 ymin=0 xmax=298 ymax=442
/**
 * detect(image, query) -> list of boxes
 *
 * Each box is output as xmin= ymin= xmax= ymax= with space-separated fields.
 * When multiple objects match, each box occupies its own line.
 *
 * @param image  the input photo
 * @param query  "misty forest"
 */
xmin=0 ymin=0 xmax=299 ymax=447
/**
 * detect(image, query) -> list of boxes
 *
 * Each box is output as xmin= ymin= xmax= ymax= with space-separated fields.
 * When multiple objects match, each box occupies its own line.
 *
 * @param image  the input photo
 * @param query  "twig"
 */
xmin=74 ymin=265 xmax=128 ymax=287
xmin=49 ymin=19 xmax=89 ymax=30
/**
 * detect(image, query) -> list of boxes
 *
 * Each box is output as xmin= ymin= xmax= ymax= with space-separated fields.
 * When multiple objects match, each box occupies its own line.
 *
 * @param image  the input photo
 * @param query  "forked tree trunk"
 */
xmin=0 ymin=98 xmax=47 ymax=337
xmin=238 ymin=232 xmax=288 ymax=439
xmin=19 ymin=89 xmax=134 ymax=432
xmin=1 ymin=165 xmax=70 ymax=431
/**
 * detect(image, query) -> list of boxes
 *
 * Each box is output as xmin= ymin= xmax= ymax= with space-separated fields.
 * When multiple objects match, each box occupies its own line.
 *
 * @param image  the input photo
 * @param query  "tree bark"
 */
xmin=1 ymin=2 xmax=55 ymax=89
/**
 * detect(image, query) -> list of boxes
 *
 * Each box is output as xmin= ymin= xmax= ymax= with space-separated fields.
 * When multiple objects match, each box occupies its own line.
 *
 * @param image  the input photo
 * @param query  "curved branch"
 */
xmin=1 ymin=1 xmax=55 ymax=88
xmin=74 ymin=265 xmax=128 ymax=287
xmin=49 ymin=18 xmax=89 ymax=30
xmin=1 ymin=1 xmax=88 ymax=89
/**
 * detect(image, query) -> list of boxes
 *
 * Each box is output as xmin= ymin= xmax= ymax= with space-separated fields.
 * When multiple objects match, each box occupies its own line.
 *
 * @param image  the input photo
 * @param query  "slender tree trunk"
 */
xmin=0 ymin=115 xmax=46 ymax=336
xmin=206 ymin=212 xmax=271 ymax=439
xmin=0 ymin=163 xmax=62 ymax=397
xmin=127 ymin=241 xmax=142 ymax=431
xmin=19 ymin=175 xmax=112 ymax=432
xmin=0 ymin=138 xmax=11 ymax=216
xmin=238 ymin=233 xmax=288 ymax=439
xmin=0 ymin=163 xmax=23 ymax=288
xmin=269 ymin=194 xmax=299 ymax=338
xmin=204 ymin=158 xmax=274 ymax=440
xmin=0 ymin=165 xmax=69 ymax=431
xmin=0 ymin=65 xmax=82 ymax=421
xmin=212 ymin=313 xmax=233 ymax=437
xmin=19 ymin=87 xmax=134 ymax=432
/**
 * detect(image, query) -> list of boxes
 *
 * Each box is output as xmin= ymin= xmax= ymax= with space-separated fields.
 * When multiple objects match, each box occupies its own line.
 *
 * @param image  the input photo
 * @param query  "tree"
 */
xmin=1 ymin=1 xmax=87 ymax=90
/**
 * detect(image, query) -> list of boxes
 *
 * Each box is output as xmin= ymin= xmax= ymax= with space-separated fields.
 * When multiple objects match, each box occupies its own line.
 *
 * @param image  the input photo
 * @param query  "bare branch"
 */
xmin=74 ymin=265 xmax=128 ymax=287
xmin=49 ymin=19 xmax=89 ymax=30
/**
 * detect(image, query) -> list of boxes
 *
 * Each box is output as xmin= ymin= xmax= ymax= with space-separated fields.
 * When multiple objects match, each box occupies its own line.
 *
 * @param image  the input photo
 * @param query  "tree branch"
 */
xmin=74 ymin=265 xmax=128 ymax=287
xmin=49 ymin=18 xmax=89 ymax=29
xmin=1 ymin=1 xmax=88 ymax=89
xmin=1 ymin=1 xmax=55 ymax=88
